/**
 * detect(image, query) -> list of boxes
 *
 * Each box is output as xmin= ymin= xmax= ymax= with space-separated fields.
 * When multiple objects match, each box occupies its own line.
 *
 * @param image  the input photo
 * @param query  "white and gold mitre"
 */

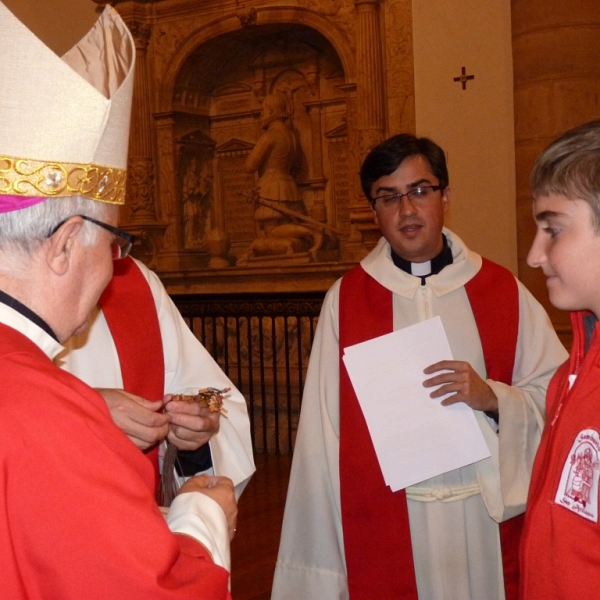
xmin=0 ymin=2 xmax=135 ymax=207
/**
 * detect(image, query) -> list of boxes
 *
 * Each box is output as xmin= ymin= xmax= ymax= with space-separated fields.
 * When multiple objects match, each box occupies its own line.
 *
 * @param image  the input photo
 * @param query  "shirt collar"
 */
xmin=391 ymin=234 xmax=453 ymax=280
xmin=583 ymin=312 xmax=598 ymax=354
xmin=360 ymin=228 xmax=482 ymax=299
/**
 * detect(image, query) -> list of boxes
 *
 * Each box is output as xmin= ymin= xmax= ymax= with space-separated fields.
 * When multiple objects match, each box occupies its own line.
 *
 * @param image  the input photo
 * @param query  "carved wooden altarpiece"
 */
xmin=94 ymin=0 xmax=415 ymax=295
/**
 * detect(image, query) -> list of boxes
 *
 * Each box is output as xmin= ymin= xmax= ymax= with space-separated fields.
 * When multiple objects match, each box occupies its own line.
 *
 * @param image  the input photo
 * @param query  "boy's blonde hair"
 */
xmin=531 ymin=118 xmax=600 ymax=232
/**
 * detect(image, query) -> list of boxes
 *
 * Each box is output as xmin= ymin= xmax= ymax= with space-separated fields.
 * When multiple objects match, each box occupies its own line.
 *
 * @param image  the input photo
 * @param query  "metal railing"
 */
xmin=172 ymin=292 xmax=324 ymax=454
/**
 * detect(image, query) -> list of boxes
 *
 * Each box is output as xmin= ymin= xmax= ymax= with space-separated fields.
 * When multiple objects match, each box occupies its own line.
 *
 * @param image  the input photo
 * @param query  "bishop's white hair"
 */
xmin=0 ymin=195 xmax=112 ymax=253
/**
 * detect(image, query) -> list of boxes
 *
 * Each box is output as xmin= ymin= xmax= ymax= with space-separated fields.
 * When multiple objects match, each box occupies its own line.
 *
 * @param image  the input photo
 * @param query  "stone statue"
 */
xmin=242 ymin=92 xmax=315 ymax=261
xmin=182 ymin=157 xmax=212 ymax=248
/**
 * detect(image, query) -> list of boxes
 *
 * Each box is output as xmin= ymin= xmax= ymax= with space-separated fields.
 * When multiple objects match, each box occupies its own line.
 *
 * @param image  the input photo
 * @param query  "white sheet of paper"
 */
xmin=342 ymin=316 xmax=490 ymax=491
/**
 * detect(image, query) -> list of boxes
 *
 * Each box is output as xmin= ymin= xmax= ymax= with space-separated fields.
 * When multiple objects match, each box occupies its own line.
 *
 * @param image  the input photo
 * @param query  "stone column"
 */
xmin=354 ymin=0 xmax=386 ymax=157
xmin=512 ymin=0 xmax=600 ymax=341
xmin=125 ymin=20 xmax=157 ymax=222
xmin=348 ymin=0 xmax=387 ymax=257
xmin=154 ymin=112 xmax=179 ymax=253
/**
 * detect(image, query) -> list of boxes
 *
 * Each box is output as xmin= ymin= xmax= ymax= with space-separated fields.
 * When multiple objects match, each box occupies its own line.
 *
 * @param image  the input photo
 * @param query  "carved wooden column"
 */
xmin=125 ymin=20 xmax=157 ymax=223
xmin=153 ymin=112 xmax=179 ymax=257
xmin=343 ymin=0 xmax=387 ymax=258
xmin=354 ymin=0 xmax=386 ymax=156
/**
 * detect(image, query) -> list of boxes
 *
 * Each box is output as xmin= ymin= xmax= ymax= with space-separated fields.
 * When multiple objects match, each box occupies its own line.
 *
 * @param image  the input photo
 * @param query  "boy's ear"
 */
xmin=45 ymin=217 xmax=84 ymax=276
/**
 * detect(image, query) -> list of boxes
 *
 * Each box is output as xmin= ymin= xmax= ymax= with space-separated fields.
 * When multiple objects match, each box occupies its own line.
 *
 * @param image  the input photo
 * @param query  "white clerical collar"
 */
xmin=0 ymin=302 xmax=64 ymax=359
xmin=411 ymin=261 xmax=432 ymax=277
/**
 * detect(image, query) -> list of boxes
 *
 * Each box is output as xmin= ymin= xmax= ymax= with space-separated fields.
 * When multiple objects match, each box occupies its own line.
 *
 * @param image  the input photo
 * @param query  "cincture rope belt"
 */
xmin=406 ymin=483 xmax=481 ymax=503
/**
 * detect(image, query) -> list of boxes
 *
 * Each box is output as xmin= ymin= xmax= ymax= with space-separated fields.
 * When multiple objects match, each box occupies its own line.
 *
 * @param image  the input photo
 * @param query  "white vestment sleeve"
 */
xmin=167 ymin=491 xmax=230 ymax=571
xmin=141 ymin=262 xmax=255 ymax=498
xmin=272 ymin=281 xmax=349 ymax=600
xmin=476 ymin=280 xmax=568 ymax=522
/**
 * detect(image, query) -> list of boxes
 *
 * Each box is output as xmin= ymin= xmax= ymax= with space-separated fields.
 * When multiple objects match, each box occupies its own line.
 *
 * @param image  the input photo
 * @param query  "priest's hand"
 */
xmin=96 ymin=388 xmax=171 ymax=450
xmin=163 ymin=394 xmax=220 ymax=451
xmin=422 ymin=360 xmax=499 ymax=413
xmin=178 ymin=474 xmax=238 ymax=540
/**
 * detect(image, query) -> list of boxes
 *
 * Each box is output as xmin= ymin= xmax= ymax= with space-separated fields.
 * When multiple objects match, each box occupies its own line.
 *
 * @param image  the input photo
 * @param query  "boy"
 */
xmin=521 ymin=118 xmax=600 ymax=598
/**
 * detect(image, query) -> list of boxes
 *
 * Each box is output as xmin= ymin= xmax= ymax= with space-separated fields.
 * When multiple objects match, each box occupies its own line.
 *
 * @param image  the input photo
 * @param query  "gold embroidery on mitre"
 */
xmin=0 ymin=156 xmax=126 ymax=205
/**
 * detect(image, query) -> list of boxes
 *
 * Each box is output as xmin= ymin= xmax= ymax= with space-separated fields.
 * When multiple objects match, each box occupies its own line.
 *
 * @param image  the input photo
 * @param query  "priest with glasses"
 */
xmin=273 ymin=133 xmax=567 ymax=600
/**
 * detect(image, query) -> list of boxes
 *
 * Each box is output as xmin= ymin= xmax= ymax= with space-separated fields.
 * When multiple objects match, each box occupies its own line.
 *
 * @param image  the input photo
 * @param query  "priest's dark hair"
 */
xmin=530 ymin=118 xmax=600 ymax=233
xmin=360 ymin=133 xmax=449 ymax=202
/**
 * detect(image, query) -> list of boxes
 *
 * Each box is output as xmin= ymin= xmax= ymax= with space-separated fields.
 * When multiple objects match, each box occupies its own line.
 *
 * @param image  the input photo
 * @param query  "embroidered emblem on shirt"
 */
xmin=555 ymin=428 xmax=600 ymax=522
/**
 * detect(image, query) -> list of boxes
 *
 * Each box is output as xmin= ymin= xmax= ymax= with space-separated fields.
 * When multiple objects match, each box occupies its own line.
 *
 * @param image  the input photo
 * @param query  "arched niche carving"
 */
xmin=109 ymin=0 xmax=414 ymax=286
xmin=156 ymin=8 xmax=356 ymax=114
xmin=158 ymin=21 xmax=356 ymax=267
xmin=176 ymin=130 xmax=215 ymax=251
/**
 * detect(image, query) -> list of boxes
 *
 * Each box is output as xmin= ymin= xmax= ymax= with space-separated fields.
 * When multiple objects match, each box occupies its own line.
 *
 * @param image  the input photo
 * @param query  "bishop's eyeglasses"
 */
xmin=48 ymin=215 xmax=135 ymax=260
xmin=371 ymin=185 xmax=443 ymax=212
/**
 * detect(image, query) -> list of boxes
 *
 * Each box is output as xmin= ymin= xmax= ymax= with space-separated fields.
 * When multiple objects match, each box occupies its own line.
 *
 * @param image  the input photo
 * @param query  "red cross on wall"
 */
xmin=453 ymin=67 xmax=475 ymax=90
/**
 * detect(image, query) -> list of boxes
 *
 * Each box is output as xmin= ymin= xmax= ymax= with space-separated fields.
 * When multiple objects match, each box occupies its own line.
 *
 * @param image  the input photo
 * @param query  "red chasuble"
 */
xmin=0 ymin=325 xmax=230 ymax=599
xmin=339 ymin=258 xmax=521 ymax=599
xmin=99 ymin=257 xmax=165 ymax=490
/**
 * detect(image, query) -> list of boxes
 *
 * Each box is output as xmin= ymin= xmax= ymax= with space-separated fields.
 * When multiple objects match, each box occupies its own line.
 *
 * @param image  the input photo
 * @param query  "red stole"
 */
xmin=339 ymin=258 xmax=521 ymax=599
xmin=99 ymin=257 xmax=165 ymax=490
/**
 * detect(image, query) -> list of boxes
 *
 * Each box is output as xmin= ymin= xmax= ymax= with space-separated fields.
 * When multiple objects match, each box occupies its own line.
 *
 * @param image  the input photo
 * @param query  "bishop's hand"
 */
xmin=96 ymin=388 xmax=170 ymax=450
xmin=178 ymin=474 xmax=238 ymax=541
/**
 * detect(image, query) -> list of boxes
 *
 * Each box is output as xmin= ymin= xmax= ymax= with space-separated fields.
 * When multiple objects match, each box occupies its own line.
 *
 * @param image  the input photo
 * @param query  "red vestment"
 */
xmin=100 ymin=256 xmax=164 ymax=488
xmin=0 ymin=323 xmax=230 ymax=599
